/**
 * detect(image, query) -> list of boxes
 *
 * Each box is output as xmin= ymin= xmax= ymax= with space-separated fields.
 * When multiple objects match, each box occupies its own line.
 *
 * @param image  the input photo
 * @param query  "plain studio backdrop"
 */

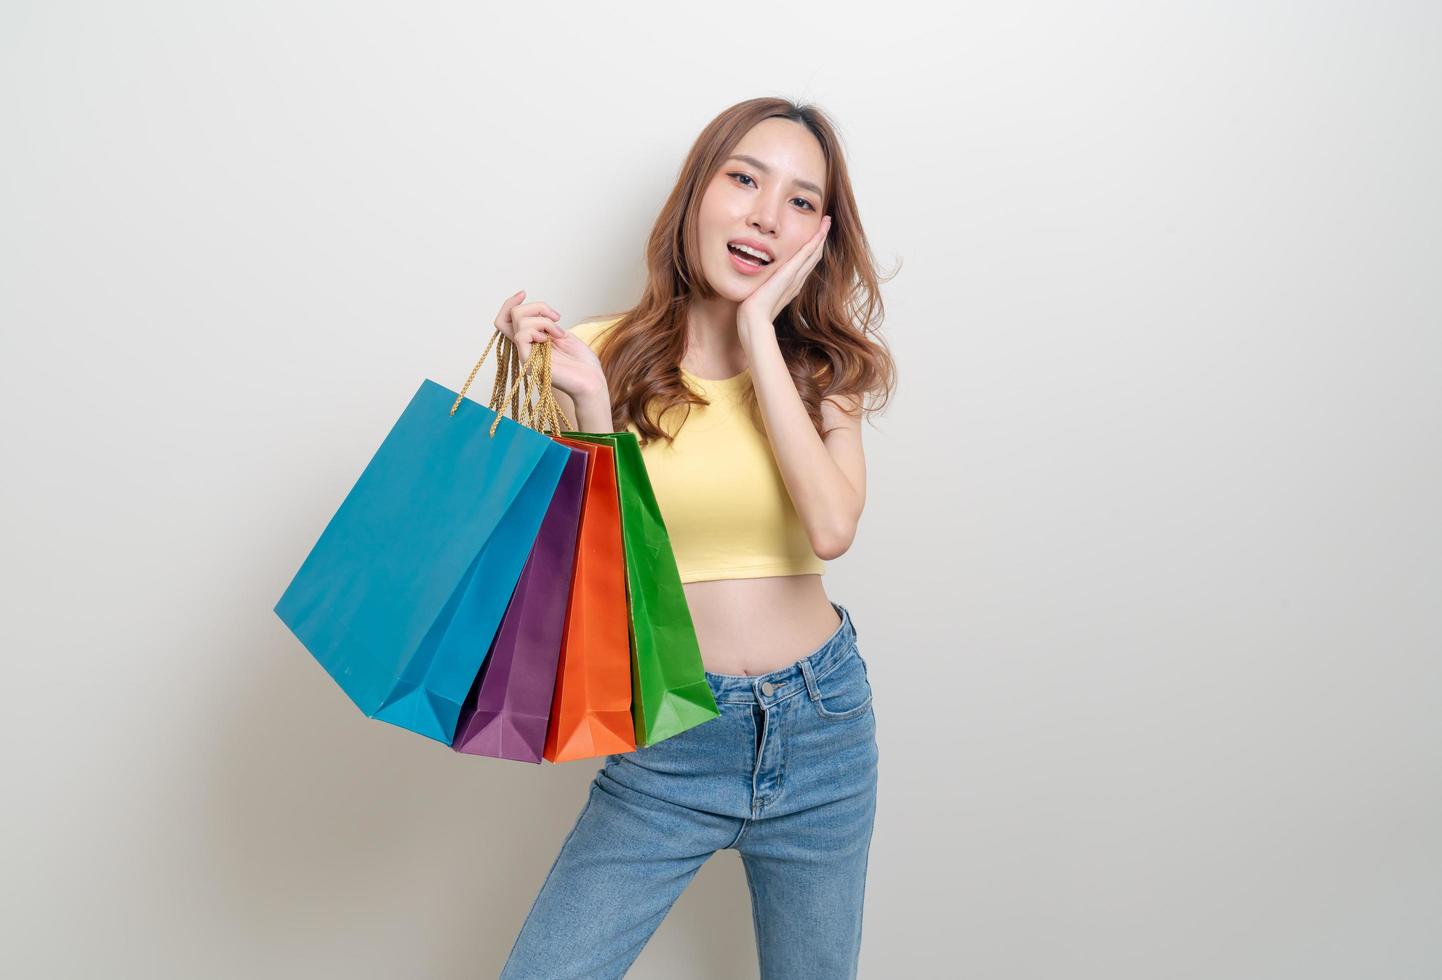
xmin=3 ymin=2 xmax=1439 ymax=978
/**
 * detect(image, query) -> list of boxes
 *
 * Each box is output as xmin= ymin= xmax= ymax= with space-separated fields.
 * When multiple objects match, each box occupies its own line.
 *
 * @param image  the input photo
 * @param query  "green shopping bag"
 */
xmin=558 ymin=430 xmax=719 ymax=746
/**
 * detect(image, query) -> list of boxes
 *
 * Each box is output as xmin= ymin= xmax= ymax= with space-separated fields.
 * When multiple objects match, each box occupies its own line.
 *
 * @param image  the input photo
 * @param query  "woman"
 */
xmin=495 ymin=97 xmax=896 ymax=979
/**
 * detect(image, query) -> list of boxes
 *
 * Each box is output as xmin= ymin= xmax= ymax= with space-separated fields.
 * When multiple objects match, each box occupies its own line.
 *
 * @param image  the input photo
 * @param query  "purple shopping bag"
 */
xmin=451 ymin=441 xmax=588 ymax=762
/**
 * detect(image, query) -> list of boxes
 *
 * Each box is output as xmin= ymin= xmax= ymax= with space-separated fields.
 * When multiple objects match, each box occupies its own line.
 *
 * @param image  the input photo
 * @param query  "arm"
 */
xmin=740 ymin=323 xmax=867 ymax=560
xmin=552 ymin=383 xmax=615 ymax=434
xmin=547 ymin=319 xmax=616 ymax=433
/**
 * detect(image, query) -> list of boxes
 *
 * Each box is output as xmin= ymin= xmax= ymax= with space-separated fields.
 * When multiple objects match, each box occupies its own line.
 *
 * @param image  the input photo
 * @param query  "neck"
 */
xmin=685 ymin=296 xmax=743 ymax=358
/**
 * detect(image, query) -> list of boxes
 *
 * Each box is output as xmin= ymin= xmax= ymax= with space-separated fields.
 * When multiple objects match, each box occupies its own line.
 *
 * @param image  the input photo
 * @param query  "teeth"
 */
xmin=730 ymin=242 xmax=771 ymax=263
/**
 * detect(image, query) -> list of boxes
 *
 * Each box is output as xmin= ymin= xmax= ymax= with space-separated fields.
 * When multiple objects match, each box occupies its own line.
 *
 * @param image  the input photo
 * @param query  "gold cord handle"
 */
xmin=449 ymin=327 xmax=575 ymax=437
xmin=522 ymin=340 xmax=575 ymax=436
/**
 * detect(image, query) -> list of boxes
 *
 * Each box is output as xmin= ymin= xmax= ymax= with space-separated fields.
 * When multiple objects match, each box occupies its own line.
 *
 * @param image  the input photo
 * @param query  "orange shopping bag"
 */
xmin=542 ymin=435 xmax=637 ymax=762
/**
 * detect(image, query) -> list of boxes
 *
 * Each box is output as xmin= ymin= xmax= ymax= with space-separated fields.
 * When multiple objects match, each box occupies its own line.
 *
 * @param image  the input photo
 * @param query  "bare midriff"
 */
xmin=683 ymin=574 xmax=843 ymax=677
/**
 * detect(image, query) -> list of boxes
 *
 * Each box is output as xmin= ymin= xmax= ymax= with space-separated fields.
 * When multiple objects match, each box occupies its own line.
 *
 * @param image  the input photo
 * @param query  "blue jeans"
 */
xmin=500 ymin=602 xmax=879 ymax=979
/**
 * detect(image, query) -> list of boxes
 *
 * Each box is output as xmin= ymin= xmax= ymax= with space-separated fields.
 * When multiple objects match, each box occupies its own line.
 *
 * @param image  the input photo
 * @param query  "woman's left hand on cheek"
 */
xmin=738 ymin=215 xmax=832 ymax=332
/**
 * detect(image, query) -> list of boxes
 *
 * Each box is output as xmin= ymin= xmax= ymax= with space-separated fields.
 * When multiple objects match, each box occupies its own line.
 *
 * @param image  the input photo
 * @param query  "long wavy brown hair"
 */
xmin=579 ymin=96 xmax=898 ymax=447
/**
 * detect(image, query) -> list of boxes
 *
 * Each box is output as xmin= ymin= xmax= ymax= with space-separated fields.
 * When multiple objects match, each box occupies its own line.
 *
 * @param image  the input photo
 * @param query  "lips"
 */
xmin=727 ymin=246 xmax=765 ymax=269
xmin=726 ymin=238 xmax=774 ymax=264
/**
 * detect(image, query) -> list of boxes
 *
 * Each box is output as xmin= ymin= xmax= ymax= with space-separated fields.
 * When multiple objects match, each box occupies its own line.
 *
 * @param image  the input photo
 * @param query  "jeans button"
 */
xmin=760 ymin=681 xmax=775 ymax=696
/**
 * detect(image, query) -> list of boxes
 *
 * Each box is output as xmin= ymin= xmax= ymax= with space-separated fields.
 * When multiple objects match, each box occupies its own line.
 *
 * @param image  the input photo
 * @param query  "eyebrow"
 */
xmin=725 ymin=154 xmax=825 ymax=199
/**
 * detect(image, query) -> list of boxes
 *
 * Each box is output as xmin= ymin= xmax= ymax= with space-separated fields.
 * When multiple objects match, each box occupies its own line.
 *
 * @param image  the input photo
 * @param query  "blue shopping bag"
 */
xmin=274 ymin=341 xmax=573 ymax=745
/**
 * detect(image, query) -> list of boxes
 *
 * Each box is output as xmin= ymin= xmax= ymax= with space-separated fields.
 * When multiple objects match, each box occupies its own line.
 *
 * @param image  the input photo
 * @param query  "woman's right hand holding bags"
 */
xmin=494 ymin=289 xmax=605 ymax=403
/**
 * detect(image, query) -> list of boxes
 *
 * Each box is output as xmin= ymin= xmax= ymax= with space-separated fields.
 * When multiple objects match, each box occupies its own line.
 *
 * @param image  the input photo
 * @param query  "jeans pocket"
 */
xmin=811 ymin=649 xmax=874 ymax=721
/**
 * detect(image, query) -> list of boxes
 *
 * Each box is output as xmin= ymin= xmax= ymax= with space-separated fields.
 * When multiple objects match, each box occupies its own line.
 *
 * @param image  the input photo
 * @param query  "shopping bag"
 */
xmin=450 ymin=432 xmax=588 ymax=763
xmin=559 ymin=431 xmax=720 ymax=747
xmin=274 ymin=330 xmax=571 ymax=745
xmin=542 ymin=436 xmax=638 ymax=763
xmin=474 ymin=350 xmax=638 ymax=764
xmin=449 ymin=444 xmax=587 ymax=762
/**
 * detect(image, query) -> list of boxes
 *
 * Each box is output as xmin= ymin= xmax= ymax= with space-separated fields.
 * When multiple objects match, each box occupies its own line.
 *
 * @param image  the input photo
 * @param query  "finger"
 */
xmin=782 ymin=232 xmax=825 ymax=277
xmin=494 ymin=289 xmax=528 ymax=333
xmin=783 ymin=246 xmax=819 ymax=287
xmin=515 ymin=315 xmax=566 ymax=340
xmin=512 ymin=302 xmax=563 ymax=323
xmin=514 ymin=332 xmax=564 ymax=366
xmin=810 ymin=221 xmax=830 ymax=252
xmin=777 ymin=249 xmax=823 ymax=307
xmin=800 ymin=220 xmax=829 ymax=258
xmin=807 ymin=243 xmax=826 ymax=275
xmin=803 ymin=232 xmax=828 ymax=271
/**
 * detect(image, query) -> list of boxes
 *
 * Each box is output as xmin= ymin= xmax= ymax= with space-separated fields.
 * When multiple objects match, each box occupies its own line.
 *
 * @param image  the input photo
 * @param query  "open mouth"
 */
xmin=727 ymin=243 xmax=772 ymax=267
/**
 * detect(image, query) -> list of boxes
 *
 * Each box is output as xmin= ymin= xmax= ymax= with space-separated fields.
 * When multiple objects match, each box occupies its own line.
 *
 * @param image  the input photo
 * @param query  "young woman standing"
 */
xmin=494 ymin=97 xmax=896 ymax=979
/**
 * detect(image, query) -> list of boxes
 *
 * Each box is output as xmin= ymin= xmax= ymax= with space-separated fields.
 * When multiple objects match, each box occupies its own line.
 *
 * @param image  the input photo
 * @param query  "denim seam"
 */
xmin=814 ymin=691 xmax=874 ymax=721
xmin=717 ymin=687 xmax=807 ymax=707
xmin=854 ymin=783 xmax=879 ymax=970
xmin=726 ymin=815 xmax=752 ymax=850
xmin=805 ymin=650 xmax=873 ymax=720
xmin=775 ymin=701 xmax=789 ymax=802
xmin=749 ymin=704 xmax=766 ymax=814
xmin=812 ymin=638 xmax=860 ymax=686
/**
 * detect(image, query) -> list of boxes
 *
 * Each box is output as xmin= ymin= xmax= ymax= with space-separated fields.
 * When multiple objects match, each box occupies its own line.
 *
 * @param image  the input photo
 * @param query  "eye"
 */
xmin=729 ymin=173 xmax=817 ymax=212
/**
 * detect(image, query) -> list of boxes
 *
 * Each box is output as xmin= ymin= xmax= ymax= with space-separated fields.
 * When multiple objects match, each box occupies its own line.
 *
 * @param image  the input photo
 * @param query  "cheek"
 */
xmin=699 ymin=181 xmax=736 ymax=216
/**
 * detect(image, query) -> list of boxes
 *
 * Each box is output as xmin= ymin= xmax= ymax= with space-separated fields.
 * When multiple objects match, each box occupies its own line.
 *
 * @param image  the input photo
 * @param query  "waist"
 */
xmin=685 ymin=574 xmax=840 ymax=675
xmin=703 ymin=601 xmax=858 ymax=704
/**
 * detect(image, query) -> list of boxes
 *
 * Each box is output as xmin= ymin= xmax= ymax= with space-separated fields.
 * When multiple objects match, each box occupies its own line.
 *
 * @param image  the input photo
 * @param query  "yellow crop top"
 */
xmin=567 ymin=317 xmax=827 ymax=584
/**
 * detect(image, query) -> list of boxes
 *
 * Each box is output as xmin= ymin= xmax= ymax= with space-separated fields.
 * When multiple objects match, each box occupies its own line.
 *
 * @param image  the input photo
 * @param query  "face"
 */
xmin=695 ymin=118 xmax=828 ymax=300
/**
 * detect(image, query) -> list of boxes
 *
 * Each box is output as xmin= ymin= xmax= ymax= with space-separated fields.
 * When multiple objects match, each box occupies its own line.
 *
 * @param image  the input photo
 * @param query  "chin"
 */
xmin=702 ymin=264 xmax=757 ymax=301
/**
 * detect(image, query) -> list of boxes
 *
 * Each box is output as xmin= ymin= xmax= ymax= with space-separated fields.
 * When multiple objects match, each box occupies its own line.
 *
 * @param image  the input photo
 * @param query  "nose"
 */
xmin=748 ymin=198 xmax=780 ymax=237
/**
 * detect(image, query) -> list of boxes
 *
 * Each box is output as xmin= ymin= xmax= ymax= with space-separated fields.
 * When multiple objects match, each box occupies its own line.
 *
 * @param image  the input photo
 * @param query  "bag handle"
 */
xmin=449 ymin=328 xmax=575 ymax=438
xmin=521 ymin=339 xmax=575 ymax=436
xmin=448 ymin=327 xmax=529 ymax=435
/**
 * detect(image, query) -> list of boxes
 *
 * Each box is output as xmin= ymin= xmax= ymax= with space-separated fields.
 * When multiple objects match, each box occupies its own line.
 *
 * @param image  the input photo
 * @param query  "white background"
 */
xmin=3 ymin=2 xmax=1439 ymax=977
